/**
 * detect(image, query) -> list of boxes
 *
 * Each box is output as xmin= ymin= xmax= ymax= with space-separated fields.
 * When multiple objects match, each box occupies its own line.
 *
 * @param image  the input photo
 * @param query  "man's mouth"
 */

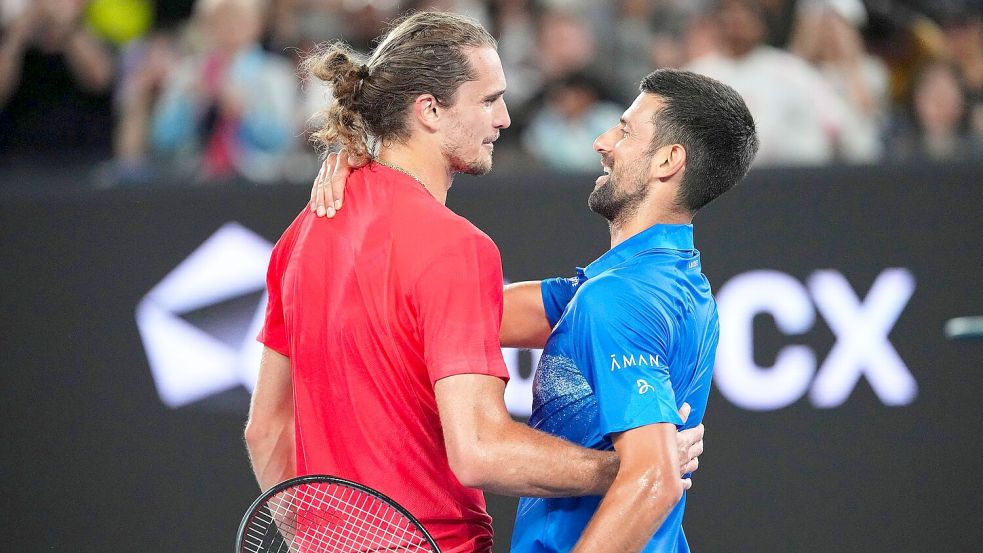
xmin=600 ymin=156 xmax=613 ymax=174
xmin=595 ymin=161 xmax=612 ymax=187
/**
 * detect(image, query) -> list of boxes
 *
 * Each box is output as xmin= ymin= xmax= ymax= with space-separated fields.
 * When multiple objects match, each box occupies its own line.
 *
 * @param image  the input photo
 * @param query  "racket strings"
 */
xmin=242 ymin=482 xmax=433 ymax=553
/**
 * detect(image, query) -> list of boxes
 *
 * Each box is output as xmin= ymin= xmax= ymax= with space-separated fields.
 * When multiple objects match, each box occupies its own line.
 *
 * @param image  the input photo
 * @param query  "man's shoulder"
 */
xmin=407 ymin=201 xmax=488 ymax=242
xmin=345 ymin=167 xmax=500 ymax=270
xmin=271 ymin=207 xmax=310 ymax=254
xmin=573 ymin=273 xmax=649 ymax=313
xmin=572 ymin=268 xmax=686 ymax=331
xmin=379 ymin=185 xmax=496 ymax=254
xmin=586 ymin=271 xmax=675 ymax=302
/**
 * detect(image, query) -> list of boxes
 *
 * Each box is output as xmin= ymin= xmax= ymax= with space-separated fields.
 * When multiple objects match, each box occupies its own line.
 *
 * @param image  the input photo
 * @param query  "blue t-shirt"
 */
xmin=511 ymin=224 xmax=719 ymax=553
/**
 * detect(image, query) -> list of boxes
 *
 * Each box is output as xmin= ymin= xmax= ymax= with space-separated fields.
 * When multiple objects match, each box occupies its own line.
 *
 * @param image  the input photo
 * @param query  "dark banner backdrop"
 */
xmin=2 ymin=162 xmax=981 ymax=552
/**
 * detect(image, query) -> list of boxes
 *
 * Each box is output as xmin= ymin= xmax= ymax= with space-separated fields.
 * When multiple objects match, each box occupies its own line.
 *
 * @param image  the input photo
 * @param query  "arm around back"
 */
xmin=501 ymin=280 xmax=552 ymax=349
xmin=434 ymin=373 xmax=618 ymax=498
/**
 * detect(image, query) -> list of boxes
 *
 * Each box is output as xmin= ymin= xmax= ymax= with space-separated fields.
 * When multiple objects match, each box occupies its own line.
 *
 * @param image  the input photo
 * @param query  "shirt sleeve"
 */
xmin=256 ymin=239 xmax=289 ymax=357
xmin=414 ymin=232 xmax=510 ymax=386
xmin=540 ymin=270 xmax=585 ymax=327
xmin=570 ymin=276 xmax=683 ymax=438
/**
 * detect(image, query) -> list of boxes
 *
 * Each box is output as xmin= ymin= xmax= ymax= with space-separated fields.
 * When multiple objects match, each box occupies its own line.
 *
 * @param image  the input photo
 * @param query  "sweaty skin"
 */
xmin=304 ymin=152 xmax=705 ymax=486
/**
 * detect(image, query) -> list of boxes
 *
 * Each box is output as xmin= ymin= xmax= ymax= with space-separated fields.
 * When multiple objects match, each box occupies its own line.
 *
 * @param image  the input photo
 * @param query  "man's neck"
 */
xmin=608 ymin=198 xmax=691 ymax=249
xmin=377 ymin=143 xmax=452 ymax=205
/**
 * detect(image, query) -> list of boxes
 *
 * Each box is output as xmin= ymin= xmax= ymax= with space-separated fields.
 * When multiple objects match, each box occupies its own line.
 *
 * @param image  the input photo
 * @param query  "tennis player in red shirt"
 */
xmin=245 ymin=12 xmax=703 ymax=553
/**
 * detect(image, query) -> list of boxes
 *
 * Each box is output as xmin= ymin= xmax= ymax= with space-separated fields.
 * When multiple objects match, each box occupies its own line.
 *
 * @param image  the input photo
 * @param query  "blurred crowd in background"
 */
xmin=1 ymin=0 xmax=981 ymax=186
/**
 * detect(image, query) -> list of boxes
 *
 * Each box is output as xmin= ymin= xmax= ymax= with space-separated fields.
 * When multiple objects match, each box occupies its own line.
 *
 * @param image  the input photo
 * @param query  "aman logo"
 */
xmin=610 ymin=353 xmax=664 ymax=371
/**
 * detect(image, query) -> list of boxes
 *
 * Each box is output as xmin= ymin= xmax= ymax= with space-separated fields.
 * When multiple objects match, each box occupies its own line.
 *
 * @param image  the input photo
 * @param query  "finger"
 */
xmin=316 ymin=154 xmax=336 ymax=217
xmin=680 ymin=477 xmax=692 ymax=491
xmin=310 ymin=157 xmax=327 ymax=212
xmin=349 ymin=152 xmax=368 ymax=168
xmin=323 ymin=152 xmax=338 ymax=217
xmin=689 ymin=438 xmax=704 ymax=459
xmin=678 ymin=402 xmax=691 ymax=424
xmin=330 ymin=149 xmax=356 ymax=212
xmin=677 ymin=424 xmax=702 ymax=451
xmin=328 ymin=149 xmax=348 ymax=214
xmin=692 ymin=423 xmax=705 ymax=442
xmin=682 ymin=456 xmax=699 ymax=475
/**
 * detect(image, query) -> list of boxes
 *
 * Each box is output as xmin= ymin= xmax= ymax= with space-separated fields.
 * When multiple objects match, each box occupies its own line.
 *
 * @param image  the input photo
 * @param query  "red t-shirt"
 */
xmin=258 ymin=162 xmax=510 ymax=553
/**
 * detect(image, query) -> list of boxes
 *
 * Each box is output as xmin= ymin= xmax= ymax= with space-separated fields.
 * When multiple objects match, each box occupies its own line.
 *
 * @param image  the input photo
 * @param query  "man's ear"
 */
xmin=651 ymin=143 xmax=686 ymax=181
xmin=413 ymin=94 xmax=441 ymax=132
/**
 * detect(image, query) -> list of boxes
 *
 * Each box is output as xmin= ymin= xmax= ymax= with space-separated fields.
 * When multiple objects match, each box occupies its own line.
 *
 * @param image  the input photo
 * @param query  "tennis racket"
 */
xmin=236 ymin=475 xmax=441 ymax=553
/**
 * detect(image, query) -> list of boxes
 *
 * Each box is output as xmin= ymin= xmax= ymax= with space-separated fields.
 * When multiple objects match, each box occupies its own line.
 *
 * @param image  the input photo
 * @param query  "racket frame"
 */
xmin=236 ymin=474 xmax=441 ymax=553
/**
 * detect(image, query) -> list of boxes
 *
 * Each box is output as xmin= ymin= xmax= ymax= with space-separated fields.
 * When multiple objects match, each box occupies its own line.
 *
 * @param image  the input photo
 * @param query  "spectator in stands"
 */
xmin=269 ymin=0 xmax=404 ymax=52
xmin=113 ymin=29 xmax=179 ymax=183
xmin=611 ymin=0 xmax=682 ymax=97
xmin=687 ymin=0 xmax=873 ymax=165
xmin=889 ymin=61 xmax=980 ymax=162
xmin=536 ymin=8 xmax=597 ymax=83
xmin=939 ymin=2 xmax=983 ymax=137
xmin=267 ymin=0 xmax=345 ymax=54
xmin=0 ymin=0 xmax=115 ymax=163
xmin=490 ymin=0 xmax=538 ymax=99
xmin=790 ymin=0 xmax=889 ymax=162
xmin=505 ymin=8 xmax=603 ymax=145
xmin=487 ymin=0 xmax=539 ymax=150
xmin=406 ymin=0 xmax=489 ymax=26
xmin=522 ymin=72 xmax=623 ymax=173
xmin=142 ymin=0 xmax=296 ymax=182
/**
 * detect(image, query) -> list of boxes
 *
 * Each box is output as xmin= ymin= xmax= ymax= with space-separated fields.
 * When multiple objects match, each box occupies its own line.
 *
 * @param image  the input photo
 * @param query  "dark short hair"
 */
xmin=640 ymin=69 xmax=758 ymax=213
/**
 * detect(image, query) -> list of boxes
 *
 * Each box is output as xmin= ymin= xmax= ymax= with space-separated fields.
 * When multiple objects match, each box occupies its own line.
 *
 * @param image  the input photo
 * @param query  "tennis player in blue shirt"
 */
xmin=504 ymin=69 xmax=758 ymax=552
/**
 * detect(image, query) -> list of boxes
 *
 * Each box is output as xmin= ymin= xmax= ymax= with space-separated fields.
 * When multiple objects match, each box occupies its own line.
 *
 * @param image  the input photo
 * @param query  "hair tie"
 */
xmin=357 ymin=64 xmax=371 ymax=80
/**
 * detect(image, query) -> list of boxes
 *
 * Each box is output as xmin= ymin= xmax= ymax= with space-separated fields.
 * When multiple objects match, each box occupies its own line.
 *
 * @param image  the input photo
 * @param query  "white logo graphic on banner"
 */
xmin=714 ymin=268 xmax=918 ymax=410
xmin=137 ymin=237 xmax=917 ymax=415
xmin=136 ymin=222 xmax=272 ymax=408
xmin=503 ymin=347 xmax=542 ymax=417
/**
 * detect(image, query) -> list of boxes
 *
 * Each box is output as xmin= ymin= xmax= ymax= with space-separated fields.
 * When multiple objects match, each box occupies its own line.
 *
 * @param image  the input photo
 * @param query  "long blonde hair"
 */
xmin=303 ymin=11 xmax=497 ymax=163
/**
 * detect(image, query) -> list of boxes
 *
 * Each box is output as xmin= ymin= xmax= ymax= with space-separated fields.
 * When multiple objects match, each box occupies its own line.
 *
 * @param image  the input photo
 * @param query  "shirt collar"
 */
xmin=583 ymin=224 xmax=695 ymax=279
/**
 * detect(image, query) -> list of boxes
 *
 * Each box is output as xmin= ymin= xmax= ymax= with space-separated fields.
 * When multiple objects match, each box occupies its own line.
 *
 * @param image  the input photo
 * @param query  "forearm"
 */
xmin=501 ymin=281 xmax=552 ymax=349
xmin=572 ymin=424 xmax=684 ymax=553
xmin=246 ymin=347 xmax=295 ymax=491
xmin=65 ymin=29 xmax=113 ymax=93
xmin=462 ymin=419 xmax=618 ymax=498
xmin=571 ymin=470 xmax=681 ymax=553
xmin=245 ymin=414 xmax=295 ymax=491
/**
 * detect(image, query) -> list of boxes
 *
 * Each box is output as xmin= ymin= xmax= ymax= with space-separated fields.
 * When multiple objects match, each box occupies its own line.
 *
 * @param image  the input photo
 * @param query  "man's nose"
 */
xmin=495 ymin=100 xmax=511 ymax=130
xmin=594 ymin=127 xmax=615 ymax=154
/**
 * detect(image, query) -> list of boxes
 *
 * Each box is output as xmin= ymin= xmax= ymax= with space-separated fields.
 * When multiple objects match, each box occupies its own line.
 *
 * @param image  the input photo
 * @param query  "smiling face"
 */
xmin=440 ymin=46 xmax=511 ymax=176
xmin=589 ymin=92 xmax=663 ymax=222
